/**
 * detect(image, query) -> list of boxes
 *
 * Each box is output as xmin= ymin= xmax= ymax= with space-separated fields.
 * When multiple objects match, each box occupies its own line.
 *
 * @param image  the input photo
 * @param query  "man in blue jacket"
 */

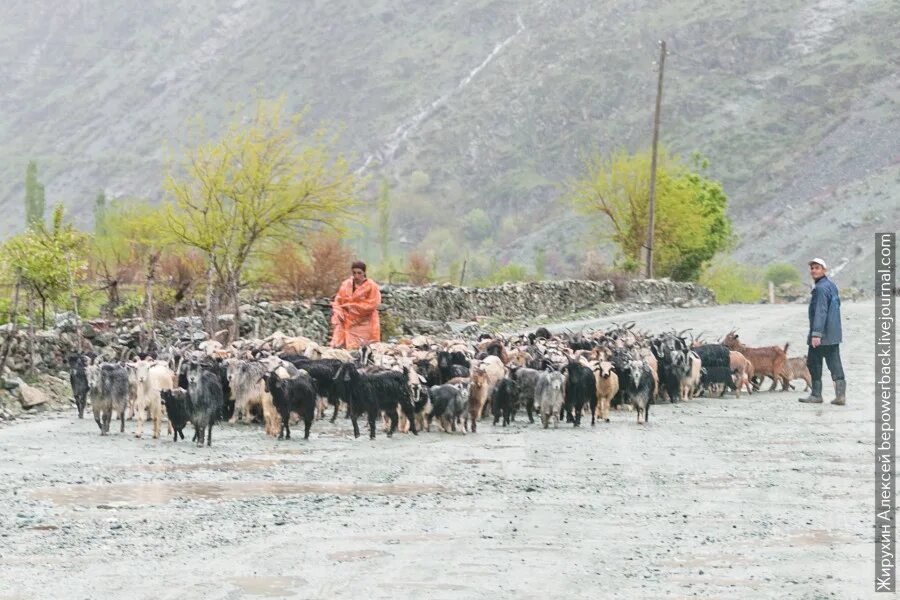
xmin=798 ymin=257 xmax=846 ymax=405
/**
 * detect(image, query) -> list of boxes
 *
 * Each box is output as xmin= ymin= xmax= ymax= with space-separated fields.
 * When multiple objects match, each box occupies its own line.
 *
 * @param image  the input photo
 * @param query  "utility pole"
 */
xmin=645 ymin=40 xmax=666 ymax=279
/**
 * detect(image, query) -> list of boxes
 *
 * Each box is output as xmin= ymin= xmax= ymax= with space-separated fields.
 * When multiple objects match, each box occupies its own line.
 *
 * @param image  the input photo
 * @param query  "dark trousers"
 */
xmin=806 ymin=343 xmax=845 ymax=382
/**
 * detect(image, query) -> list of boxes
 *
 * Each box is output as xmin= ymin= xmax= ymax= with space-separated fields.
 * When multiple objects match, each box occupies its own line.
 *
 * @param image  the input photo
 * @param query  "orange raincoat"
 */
xmin=330 ymin=277 xmax=381 ymax=349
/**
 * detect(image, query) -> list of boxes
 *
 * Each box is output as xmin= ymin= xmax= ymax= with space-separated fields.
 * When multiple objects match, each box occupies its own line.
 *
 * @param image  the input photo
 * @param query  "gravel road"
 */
xmin=0 ymin=302 xmax=884 ymax=599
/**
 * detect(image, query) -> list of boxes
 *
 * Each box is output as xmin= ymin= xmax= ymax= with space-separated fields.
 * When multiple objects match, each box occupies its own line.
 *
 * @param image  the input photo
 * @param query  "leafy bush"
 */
xmin=700 ymin=260 xmax=764 ymax=304
xmin=264 ymin=234 xmax=353 ymax=300
xmin=473 ymin=262 xmax=530 ymax=287
xmin=405 ymin=252 xmax=432 ymax=285
xmin=764 ymin=263 xmax=802 ymax=286
xmin=580 ymin=251 xmax=632 ymax=300
xmin=463 ymin=208 xmax=492 ymax=242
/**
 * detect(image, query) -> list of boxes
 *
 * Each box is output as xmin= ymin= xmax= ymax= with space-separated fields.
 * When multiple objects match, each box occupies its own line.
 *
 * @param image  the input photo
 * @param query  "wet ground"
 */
xmin=0 ymin=302 xmax=883 ymax=599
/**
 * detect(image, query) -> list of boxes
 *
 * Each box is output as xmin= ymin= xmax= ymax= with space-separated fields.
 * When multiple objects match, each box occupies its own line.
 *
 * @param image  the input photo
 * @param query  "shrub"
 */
xmin=700 ymin=260 xmax=764 ymax=304
xmin=580 ymin=251 xmax=632 ymax=300
xmin=265 ymin=234 xmax=353 ymax=300
xmin=406 ymin=252 xmax=432 ymax=285
xmin=764 ymin=263 xmax=802 ymax=286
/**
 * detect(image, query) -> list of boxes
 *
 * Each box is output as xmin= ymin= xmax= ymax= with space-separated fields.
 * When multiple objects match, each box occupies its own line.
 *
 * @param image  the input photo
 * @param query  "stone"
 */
xmin=53 ymin=312 xmax=80 ymax=332
xmin=18 ymin=382 xmax=48 ymax=408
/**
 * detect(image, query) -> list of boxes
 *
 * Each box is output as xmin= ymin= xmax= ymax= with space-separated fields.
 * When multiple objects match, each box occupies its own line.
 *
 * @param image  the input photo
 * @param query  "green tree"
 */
xmin=533 ymin=246 xmax=546 ymax=280
xmin=164 ymin=98 xmax=358 ymax=338
xmin=24 ymin=160 xmax=46 ymax=229
xmin=570 ymin=149 xmax=733 ymax=281
xmin=700 ymin=259 xmax=764 ymax=303
xmin=764 ymin=263 xmax=802 ymax=286
xmin=376 ymin=179 xmax=391 ymax=260
xmin=93 ymin=200 xmax=169 ymax=329
xmin=463 ymin=208 xmax=492 ymax=242
xmin=2 ymin=204 xmax=88 ymax=363
xmin=93 ymin=191 xmax=108 ymax=236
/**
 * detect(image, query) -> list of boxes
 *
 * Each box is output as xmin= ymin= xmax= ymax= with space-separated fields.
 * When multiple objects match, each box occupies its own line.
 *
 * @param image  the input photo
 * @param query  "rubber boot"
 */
xmin=798 ymin=380 xmax=823 ymax=403
xmin=831 ymin=379 xmax=846 ymax=406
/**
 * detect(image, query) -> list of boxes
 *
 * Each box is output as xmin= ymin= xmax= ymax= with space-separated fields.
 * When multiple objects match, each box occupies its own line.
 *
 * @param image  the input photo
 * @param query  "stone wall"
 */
xmin=379 ymin=279 xmax=715 ymax=323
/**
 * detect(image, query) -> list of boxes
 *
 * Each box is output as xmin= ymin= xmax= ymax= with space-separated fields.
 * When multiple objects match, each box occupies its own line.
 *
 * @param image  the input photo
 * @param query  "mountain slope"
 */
xmin=1 ymin=0 xmax=897 ymax=286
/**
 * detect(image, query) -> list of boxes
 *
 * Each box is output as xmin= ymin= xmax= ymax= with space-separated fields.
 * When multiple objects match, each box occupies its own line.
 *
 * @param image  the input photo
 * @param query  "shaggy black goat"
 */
xmin=491 ymin=378 xmax=519 ymax=426
xmin=280 ymin=354 xmax=346 ymax=422
xmin=562 ymin=361 xmax=596 ymax=426
xmin=509 ymin=366 xmax=541 ymax=423
xmin=437 ymin=351 xmax=470 ymax=384
xmin=333 ymin=363 xmax=418 ymax=439
xmin=263 ymin=370 xmax=317 ymax=440
xmin=160 ymin=388 xmax=191 ymax=442
xmin=185 ymin=362 xmax=224 ymax=447
xmin=67 ymin=354 xmax=90 ymax=419
xmin=693 ymin=344 xmax=736 ymax=396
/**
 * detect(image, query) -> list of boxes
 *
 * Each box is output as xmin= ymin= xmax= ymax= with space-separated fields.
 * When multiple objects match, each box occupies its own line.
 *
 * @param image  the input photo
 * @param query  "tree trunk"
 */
xmin=205 ymin=259 xmax=216 ymax=338
xmin=40 ymin=294 xmax=46 ymax=329
xmin=65 ymin=252 xmax=83 ymax=351
xmin=0 ymin=278 xmax=22 ymax=378
xmin=145 ymin=253 xmax=159 ymax=345
xmin=26 ymin=291 xmax=36 ymax=376
xmin=229 ymin=274 xmax=241 ymax=342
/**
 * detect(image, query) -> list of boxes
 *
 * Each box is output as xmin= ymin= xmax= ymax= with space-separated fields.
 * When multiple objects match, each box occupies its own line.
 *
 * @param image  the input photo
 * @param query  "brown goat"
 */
xmin=465 ymin=369 xmax=490 ymax=433
xmin=783 ymin=357 xmax=812 ymax=391
xmin=729 ymin=351 xmax=754 ymax=398
xmin=722 ymin=331 xmax=789 ymax=391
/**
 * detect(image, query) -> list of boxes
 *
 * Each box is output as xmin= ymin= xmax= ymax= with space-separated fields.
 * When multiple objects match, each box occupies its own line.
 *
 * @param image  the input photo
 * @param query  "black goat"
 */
xmin=413 ymin=359 xmax=442 ymax=388
xmin=91 ymin=363 xmax=129 ymax=435
xmin=562 ymin=361 xmax=596 ymax=426
xmin=622 ymin=359 xmax=654 ymax=424
xmin=67 ymin=354 xmax=90 ymax=419
xmin=491 ymin=378 xmax=519 ymax=426
xmin=509 ymin=366 xmax=541 ymax=423
xmin=280 ymin=354 xmax=346 ymax=422
xmin=437 ymin=351 xmax=470 ymax=384
xmin=426 ymin=383 xmax=467 ymax=432
xmin=263 ymin=370 xmax=317 ymax=440
xmin=185 ymin=363 xmax=224 ymax=447
xmin=160 ymin=388 xmax=191 ymax=442
xmin=333 ymin=363 xmax=418 ymax=439
xmin=651 ymin=333 xmax=692 ymax=403
xmin=693 ymin=344 xmax=736 ymax=396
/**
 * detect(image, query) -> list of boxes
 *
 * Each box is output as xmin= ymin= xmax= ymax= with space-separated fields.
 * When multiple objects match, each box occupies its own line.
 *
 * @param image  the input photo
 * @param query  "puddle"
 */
xmin=135 ymin=458 xmax=310 ymax=473
xmin=785 ymin=529 xmax=856 ymax=547
xmin=661 ymin=553 xmax=751 ymax=568
xmin=31 ymin=481 xmax=449 ymax=506
xmin=229 ymin=576 xmax=306 ymax=597
xmin=327 ymin=549 xmax=390 ymax=561
xmin=669 ymin=575 xmax=762 ymax=589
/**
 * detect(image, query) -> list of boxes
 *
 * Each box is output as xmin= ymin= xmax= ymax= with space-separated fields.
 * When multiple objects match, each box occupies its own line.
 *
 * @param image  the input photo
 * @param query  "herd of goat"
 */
xmin=65 ymin=325 xmax=812 ymax=447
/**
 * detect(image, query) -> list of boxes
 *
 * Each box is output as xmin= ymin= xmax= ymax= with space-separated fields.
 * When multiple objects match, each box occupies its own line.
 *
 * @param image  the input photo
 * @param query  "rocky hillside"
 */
xmin=1 ymin=0 xmax=897 ymax=286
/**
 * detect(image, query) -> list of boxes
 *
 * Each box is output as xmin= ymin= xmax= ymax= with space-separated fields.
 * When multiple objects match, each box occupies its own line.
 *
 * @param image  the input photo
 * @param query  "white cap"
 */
xmin=808 ymin=257 xmax=827 ymax=269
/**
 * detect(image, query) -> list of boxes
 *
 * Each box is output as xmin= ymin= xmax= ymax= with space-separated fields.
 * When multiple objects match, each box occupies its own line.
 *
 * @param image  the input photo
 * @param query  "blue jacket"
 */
xmin=807 ymin=275 xmax=842 ymax=346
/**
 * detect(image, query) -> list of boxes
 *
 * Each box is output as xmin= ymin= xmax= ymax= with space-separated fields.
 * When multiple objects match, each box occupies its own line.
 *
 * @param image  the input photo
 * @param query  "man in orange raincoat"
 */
xmin=330 ymin=261 xmax=381 ymax=349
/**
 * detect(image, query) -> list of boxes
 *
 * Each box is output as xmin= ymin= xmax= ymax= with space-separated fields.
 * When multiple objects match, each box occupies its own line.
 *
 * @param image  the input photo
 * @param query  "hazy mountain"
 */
xmin=2 ymin=0 xmax=897 ymax=287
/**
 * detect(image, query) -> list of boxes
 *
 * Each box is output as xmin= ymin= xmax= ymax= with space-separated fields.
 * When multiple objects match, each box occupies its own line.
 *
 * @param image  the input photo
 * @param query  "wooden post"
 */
xmin=768 ymin=280 xmax=775 ymax=304
xmin=645 ymin=40 xmax=667 ymax=279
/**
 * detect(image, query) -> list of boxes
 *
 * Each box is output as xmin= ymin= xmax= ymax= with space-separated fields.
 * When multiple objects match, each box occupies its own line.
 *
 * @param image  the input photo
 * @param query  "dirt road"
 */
xmin=0 ymin=302 xmax=883 ymax=599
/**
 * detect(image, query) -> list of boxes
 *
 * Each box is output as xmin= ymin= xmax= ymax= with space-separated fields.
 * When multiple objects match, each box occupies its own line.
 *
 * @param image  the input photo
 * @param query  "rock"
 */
xmin=54 ymin=312 xmax=80 ymax=332
xmin=3 ymin=376 xmax=23 ymax=391
xmin=18 ymin=382 xmax=48 ymax=408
